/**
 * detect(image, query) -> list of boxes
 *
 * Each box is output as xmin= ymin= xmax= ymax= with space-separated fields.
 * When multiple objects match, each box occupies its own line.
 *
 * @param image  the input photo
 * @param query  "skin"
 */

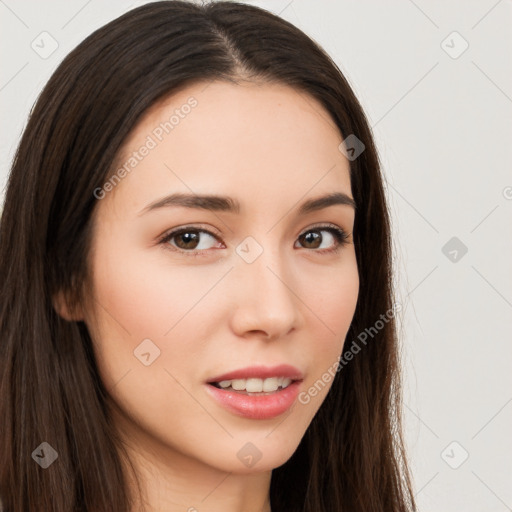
xmin=56 ymin=80 xmax=359 ymax=512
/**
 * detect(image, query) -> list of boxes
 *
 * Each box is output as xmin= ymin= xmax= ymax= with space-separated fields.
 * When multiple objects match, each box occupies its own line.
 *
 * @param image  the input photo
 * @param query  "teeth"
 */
xmin=215 ymin=377 xmax=293 ymax=392
xmin=232 ymin=379 xmax=246 ymax=391
xmin=262 ymin=377 xmax=279 ymax=392
xmin=246 ymin=378 xmax=263 ymax=392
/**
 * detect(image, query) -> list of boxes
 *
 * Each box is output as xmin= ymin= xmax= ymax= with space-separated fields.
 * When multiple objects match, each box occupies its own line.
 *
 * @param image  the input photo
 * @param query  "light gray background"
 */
xmin=1 ymin=0 xmax=511 ymax=510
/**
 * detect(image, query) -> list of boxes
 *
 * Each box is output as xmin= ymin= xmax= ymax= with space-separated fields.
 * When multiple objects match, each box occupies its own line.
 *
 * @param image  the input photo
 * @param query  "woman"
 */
xmin=0 ymin=1 xmax=416 ymax=510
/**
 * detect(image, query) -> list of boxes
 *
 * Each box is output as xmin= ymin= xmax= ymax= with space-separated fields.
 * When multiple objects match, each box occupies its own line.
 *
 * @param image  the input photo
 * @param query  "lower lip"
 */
xmin=204 ymin=381 xmax=301 ymax=420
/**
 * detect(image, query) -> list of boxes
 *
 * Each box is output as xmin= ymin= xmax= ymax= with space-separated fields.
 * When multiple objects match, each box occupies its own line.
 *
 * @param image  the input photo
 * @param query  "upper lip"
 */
xmin=207 ymin=364 xmax=304 ymax=383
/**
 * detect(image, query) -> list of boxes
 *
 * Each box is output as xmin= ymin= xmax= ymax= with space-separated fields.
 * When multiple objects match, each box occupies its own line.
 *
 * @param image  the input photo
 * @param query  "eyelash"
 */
xmin=157 ymin=223 xmax=350 ymax=258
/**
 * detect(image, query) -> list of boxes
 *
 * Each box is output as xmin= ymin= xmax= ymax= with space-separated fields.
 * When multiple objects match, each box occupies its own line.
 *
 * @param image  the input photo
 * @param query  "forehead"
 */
xmin=105 ymin=80 xmax=352 ymax=217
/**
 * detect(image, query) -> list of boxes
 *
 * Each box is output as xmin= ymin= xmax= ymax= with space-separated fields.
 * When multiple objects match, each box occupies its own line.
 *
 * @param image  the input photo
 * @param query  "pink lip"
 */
xmin=205 ymin=365 xmax=304 ymax=420
xmin=204 ymin=380 xmax=302 ymax=420
xmin=207 ymin=364 xmax=304 ymax=383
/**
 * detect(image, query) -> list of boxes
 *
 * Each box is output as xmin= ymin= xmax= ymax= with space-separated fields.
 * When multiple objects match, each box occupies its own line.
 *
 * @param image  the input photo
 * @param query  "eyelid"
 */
xmin=299 ymin=221 xmax=344 ymax=236
xmin=156 ymin=223 xmax=222 ymax=243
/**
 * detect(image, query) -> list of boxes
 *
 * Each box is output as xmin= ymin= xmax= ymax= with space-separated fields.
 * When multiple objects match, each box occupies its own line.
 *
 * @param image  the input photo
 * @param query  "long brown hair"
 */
xmin=0 ymin=1 xmax=416 ymax=510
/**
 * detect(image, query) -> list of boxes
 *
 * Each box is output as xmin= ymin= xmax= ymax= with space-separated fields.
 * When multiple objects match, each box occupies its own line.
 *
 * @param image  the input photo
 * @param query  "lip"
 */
xmin=207 ymin=364 xmax=304 ymax=383
xmin=204 ymin=379 xmax=302 ymax=420
xmin=205 ymin=365 xmax=304 ymax=420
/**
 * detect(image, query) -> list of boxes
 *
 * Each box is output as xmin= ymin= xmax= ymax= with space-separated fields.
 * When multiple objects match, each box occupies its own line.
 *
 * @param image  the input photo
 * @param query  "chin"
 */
xmin=206 ymin=435 xmax=303 ymax=475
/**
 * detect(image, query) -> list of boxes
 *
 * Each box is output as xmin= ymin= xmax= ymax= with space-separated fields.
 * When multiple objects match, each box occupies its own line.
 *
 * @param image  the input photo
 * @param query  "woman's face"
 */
xmin=80 ymin=80 xmax=359 ymax=474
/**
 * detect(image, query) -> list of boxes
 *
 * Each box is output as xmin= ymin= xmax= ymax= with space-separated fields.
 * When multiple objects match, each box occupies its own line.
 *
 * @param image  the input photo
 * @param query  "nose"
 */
xmin=228 ymin=246 xmax=303 ymax=340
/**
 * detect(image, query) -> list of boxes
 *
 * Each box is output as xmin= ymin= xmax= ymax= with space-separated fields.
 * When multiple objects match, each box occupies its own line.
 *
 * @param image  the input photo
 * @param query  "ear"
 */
xmin=52 ymin=289 xmax=84 ymax=322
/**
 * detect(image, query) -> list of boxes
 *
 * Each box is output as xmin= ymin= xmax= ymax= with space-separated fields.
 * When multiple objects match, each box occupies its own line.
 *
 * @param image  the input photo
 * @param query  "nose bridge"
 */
xmin=230 ymin=235 xmax=300 ymax=337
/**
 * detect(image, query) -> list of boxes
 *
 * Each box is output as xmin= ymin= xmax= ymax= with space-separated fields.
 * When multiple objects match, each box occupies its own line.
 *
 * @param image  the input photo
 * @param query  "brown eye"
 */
xmin=296 ymin=226 xmax=349 ymax=253
xmin=298 ymin=230 xmax=323 ymax=249
xmin=173 ymin=230 xmax=200 ymax=250
xmin=161 ymin=228 xmax=220 ymax=252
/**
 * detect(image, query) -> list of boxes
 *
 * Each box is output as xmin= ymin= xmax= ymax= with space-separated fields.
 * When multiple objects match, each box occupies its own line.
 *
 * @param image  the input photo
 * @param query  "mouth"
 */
xmin=204 ymin=364 xmax=304 ymax=419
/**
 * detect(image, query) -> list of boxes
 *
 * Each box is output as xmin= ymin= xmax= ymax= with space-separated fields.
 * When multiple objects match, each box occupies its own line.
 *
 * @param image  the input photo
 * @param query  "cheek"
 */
xmin=305 ymin=252 xmax=359 ymax=338
xmin=85 ymin=239 xmax=218 ymax=390
xmin=85 ymin=245 xmax=233 ymax=460
xmin=297 ymin=255 xmax=359 ymax=403
xmin=89 ymin=238 xmax=217 ymax=339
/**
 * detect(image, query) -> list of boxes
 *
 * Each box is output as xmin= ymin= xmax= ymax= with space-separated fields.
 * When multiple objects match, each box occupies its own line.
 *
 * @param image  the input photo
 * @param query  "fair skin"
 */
xmin=57 ymin=80 xmax=359 ymax=511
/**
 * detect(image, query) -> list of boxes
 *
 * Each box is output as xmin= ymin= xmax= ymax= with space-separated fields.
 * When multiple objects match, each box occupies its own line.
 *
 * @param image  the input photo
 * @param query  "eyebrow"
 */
xmin=138 ymin=191 xmax=356 ymax=216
